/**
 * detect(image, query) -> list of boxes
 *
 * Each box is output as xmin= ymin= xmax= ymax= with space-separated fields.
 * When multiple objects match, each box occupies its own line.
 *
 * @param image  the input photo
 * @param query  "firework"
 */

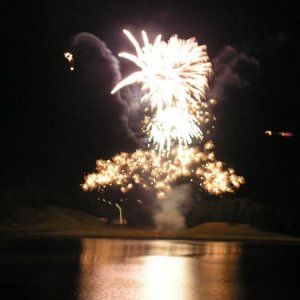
xmin=111 ymin=30 xmax=211 ymax=109
xmin=64 ymin=52 xmax=75 ymax=71
xmin=111 ymin=30 xmax=212 ymax=152
xmin=146 ymin=107 xmax=203 ymax=153
xmin=82 ymin=143 xmax=244 ymax=199
xmin=82 ymin=29 xmax=244 ymax=200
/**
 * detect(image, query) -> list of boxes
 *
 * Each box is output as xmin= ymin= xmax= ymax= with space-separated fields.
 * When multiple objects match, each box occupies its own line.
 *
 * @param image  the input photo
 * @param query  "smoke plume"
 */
xmin=69 ymin=32 xmax=140 ymax=148
xmin=209 ymin=46 xmax=260 ymax=101
xmin=70 ymin=32 xmax=121 ymax=85
xmin=154 ymin=184 xmax=193 ymax=230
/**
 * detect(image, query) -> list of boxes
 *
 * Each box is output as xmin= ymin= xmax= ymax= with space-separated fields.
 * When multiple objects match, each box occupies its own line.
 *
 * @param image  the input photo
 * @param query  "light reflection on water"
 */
xmin=141 ymin=255 xmax=188 ymax=300
xmin=78 ymin=239 xmax=242 ymax=300
xmin=1 ymin=238 xmax=299 ymax=299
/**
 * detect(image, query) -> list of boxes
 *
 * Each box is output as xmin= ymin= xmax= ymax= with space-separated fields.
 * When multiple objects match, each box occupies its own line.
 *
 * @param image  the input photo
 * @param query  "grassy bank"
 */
xmin=1 ymin=205 xmax=300 ymax=243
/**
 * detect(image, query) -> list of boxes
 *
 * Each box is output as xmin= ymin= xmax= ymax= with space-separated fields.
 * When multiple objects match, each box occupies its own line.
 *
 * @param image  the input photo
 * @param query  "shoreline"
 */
xmin=1 ymin=206 xmax=300 ymax=244
xmin=2 ymin=223 xmax=300 ymax=244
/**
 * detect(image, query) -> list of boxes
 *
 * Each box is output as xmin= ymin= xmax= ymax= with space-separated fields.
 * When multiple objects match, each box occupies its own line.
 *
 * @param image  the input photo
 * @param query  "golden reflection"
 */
xmin=140 ymin=255 xmax=189 ymax=300
xmin=196 ymin=242 xmax=242 ymax=300
xmin=203 ymin=241 xmax=242 ymax=255
xmin=78 ymin=239 xmax=242 ymax=300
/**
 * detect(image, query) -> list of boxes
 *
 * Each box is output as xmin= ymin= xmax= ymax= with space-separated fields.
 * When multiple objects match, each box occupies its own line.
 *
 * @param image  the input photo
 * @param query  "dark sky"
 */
xmin=1 ymin=0 xmax=298 ymax=202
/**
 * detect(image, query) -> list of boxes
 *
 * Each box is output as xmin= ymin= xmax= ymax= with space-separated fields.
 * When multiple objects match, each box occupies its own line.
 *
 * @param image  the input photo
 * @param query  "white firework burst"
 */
xmin=111 ymin=29 xmax=212 ymax=112
xmin=147 ymin=107 xmax=203 ymax=153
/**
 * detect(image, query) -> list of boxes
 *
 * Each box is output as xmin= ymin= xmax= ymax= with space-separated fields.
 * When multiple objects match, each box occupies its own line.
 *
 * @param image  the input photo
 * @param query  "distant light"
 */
xmin=278 ymin=132 xmax=293 ymax=137
xmin=265 ymin=130 xmax=294 ymax=137
xmin=265 ymin=130 xmax=272 ymax=136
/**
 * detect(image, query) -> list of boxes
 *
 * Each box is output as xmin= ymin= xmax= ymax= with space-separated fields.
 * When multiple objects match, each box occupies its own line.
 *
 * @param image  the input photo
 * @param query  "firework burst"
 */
xmin=82 ymin=143 xmax=244 ymax=199
xmin=146 ymin=107 xmax=203 ymax=153
xmin=82 ymin=29 xmax=244 ymax=200
xmin=111 ymin=30 xmax=212 ymax=109
xmin=111 ymin=30 xmax=212 ymax=151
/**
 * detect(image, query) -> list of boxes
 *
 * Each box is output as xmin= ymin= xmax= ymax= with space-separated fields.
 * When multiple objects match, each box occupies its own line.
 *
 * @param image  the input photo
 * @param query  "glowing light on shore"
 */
xmin=265 ymin=130 xmax=294 ymax=137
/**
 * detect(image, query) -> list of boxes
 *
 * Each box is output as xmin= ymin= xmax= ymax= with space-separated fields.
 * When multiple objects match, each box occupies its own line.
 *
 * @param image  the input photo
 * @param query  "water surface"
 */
xmin=1 ymin=238 xmax=299 ymax=299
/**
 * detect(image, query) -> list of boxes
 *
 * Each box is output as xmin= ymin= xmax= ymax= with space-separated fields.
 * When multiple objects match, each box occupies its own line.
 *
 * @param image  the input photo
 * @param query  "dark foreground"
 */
xmin=1 ymin=238 xmax=300 ymax=300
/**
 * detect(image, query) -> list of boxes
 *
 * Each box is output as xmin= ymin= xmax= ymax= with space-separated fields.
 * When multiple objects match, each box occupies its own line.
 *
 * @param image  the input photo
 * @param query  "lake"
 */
xmin=1 ymin=238 xmax=300 ymax=299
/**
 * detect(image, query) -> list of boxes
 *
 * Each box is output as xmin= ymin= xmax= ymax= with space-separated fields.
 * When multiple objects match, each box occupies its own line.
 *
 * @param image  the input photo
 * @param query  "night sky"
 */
xmin=1 ymin=1 xmax=298 ymax=207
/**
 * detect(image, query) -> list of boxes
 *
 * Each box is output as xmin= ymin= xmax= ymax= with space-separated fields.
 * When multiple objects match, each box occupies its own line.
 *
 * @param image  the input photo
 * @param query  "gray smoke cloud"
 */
xmin=120 ymin=85 xmax=147 ymax=138
xmin=154 ymin=184 xmax=193 ymax=230
xmin=70 ymin=32 xmax=121 ymax=85
xmin=69 ymin=32 xmax=140 ymax=147
xmin=209 ymin=46 xmax=260 ymax=100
